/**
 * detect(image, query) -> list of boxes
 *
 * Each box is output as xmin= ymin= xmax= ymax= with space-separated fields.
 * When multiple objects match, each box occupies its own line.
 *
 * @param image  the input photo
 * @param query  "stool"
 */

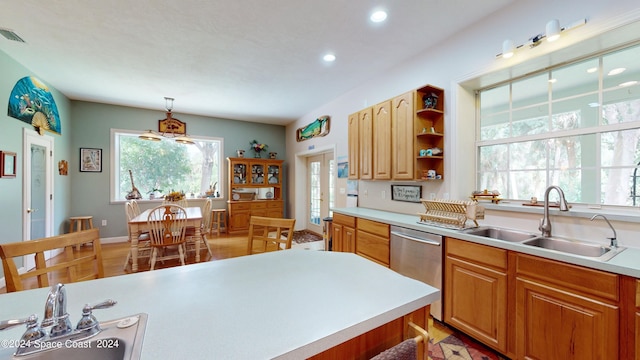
xmin=69 ymin=216 xmax=94 ymax=250
xmin=210 ymin=209 xmax=227 ymax=236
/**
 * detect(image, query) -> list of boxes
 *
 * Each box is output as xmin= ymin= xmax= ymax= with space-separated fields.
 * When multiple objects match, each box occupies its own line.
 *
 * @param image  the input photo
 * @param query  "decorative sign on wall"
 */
xmin=296 ymin=115 xmax=330 ymax=142
xmin=7 ymin=76 xmax=61 ymax=135
xmin=391 ymin=185 xmax=422 ymax=203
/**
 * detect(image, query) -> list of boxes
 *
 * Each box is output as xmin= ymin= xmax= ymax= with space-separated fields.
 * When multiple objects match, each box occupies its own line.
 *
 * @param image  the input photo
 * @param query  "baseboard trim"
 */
xmin=100 ymin=236 xmax=128 ymax=244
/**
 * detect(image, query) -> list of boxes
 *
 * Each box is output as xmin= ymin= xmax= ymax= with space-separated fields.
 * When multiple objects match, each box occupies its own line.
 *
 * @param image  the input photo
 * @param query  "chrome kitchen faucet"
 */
xmin=538 ymin=185 xmax=570 ymax=237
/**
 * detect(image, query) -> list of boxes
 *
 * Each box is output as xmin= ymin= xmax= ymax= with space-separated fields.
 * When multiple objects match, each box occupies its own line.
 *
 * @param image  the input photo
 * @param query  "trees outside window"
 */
xmin=112 ymin=131 xmax=223 ymax=201
xmin=477 ymin=43 xmax=640 ymax=206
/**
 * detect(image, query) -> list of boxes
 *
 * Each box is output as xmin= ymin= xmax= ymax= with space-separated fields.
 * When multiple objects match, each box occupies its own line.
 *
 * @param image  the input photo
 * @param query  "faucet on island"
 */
xmin=538 ymin=185 xmax=570 ymax=237
xmin=42 ymin=283 xmax=73 ymax=337
xmin=0 ymin=283 xmax=116 ymax=356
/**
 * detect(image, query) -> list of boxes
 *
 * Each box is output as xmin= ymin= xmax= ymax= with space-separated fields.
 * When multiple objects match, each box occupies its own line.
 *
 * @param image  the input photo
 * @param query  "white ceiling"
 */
xmin=0 ymin=0 xmax=516 ymax=125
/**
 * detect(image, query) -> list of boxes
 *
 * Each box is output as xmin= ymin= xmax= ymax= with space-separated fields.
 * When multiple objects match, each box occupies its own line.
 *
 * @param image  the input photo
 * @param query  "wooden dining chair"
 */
xmin=247 ymin=216 xmax=296 ymax=255
xmin=0 ymin=228 xmax=103 ymax=293
xmin=147 ymin=204 xmax=189 ymax=270
xmin=130 ymin=199 xmax=141 ymax=216
xmin=185 ymin=198 xmax=213 ymax=259
xmin=123 ymin=201 xmax=151 ymax=270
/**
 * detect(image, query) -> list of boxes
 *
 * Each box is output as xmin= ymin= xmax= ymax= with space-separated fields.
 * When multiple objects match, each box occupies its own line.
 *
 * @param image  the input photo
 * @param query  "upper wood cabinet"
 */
xmin=346 ymin=84 xmax=443 ymax=180
xmin=414 ymin=85 xmax=445 ymax=180
xmin=391 ymin=91 xmax=415 ymax=180
xmin=348 ymin=112 xmax=359 ymax=179
xmin=373 ymin=101 xmax=392 ymax=180
xmin=359 ymin=108 xmax=373 ymax=180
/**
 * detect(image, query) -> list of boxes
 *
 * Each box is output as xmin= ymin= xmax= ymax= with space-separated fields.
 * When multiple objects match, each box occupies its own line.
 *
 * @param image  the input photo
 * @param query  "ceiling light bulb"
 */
xmin=608 ymin=68 xmax=626 ymax=76
xmin=546 ymin=19 xmax=561 ymax=42
xmin=502 ymin=39 xmax=515 ymax=58
xmin=619 ymin=80 xmax=638 ymax=87
xmin=548 ymin=78 xmax=557 ymax=83
xmin=586 ymin=67 xmax=598 ymax=73
xmin=370 ymin=10 xmax=387 ymax=23
xmin=323 ymin=54 xmax=336 ymax=62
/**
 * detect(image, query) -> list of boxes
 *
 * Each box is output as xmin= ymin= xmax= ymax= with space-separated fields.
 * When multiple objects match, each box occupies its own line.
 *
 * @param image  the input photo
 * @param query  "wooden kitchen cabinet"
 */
xmin=373 ymin=101 xmax=392 ymax=180
xmin=356 ymin=218 xmax=390 ymax=267
xmin=359 ymin=107 xmax=373 ymax=180
xmin=332 ymin=213 xmax=355 ymax=253
xmin=444 ymin=237 xmax=508 ymax=354
xmin=515 ymin=253 xmax=619 ymax=360
xmin=391 ymin=91 xmax=414 ymax=180
xmin=346 ymin=84 xmax=443 ymax=180
xmin=347 ymin=112 xmax=359 ymax=179
xmin=414 ymin=85 xmax=444 ymax=180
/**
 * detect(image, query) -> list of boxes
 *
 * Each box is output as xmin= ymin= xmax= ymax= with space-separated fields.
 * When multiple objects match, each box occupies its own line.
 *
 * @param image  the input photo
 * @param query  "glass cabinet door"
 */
xmin=267 ymin=164 xmax=281 ymax=185
xmin=233 ymin=162 xmax=248 ymax=185
xmin=251 ymin=163 xmax=266 ymax=185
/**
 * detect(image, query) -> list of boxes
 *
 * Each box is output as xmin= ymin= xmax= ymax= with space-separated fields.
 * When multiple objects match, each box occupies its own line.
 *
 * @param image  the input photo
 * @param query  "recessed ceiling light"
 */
xmin=608 ymin=68 xmax=626 ymax=76
xmin=586 ymin=67 xmax=598 ymax=73
xmin=588 ymin=102 xmax=600 ymax=108
xmin=548 ymin=78 xmax=557 ymax=83
xmin=619 ymin=80 xmax=638 ymax=87
xmin=370 ymin=10 xmax=387 ymax=23
xmin=323 ymin=54 xmax=336 ymax=62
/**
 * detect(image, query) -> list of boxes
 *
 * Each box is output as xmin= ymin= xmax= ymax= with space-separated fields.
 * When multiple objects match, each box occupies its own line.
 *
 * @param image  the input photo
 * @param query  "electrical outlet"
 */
xmin=430 ymin=193 xmax=436 ymax=200
xmin=102 ymin=219 xmax=107 ymax=226
xmin=443 ymin=193 xmax=450 ymax=199
xmin=381 ymin=190 xmax=386 ymax=199
xmin=339 ymin=187 xmax=346 ymax=194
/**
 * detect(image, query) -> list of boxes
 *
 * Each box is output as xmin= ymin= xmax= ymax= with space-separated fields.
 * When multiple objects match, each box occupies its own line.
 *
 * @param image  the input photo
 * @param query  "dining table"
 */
xmin=128 ymin=206 xmax=203 ymax=272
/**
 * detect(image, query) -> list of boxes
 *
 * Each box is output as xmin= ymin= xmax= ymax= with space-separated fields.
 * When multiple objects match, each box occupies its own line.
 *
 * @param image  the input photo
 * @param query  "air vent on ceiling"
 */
xmin=0 ymin=28 xmax=26 ymax=43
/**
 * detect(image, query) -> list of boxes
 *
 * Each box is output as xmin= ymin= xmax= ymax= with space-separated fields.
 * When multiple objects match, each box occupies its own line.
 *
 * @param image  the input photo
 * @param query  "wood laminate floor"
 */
xmin=0 ymin=233 xmax=250 ymax=294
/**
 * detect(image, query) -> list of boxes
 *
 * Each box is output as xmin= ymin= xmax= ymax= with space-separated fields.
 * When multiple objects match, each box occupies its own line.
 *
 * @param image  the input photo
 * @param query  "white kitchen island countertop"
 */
xmin=0 ymin=250 xmax=439 ymax=359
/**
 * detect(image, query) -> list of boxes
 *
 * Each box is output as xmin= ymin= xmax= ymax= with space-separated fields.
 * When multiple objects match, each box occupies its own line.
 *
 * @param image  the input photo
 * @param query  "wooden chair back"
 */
xmin=201 ymin=198 xmax=213 ymax=234
xmin=129 ymin=199 xmax=141 ymax=216
xmin=0 ymin=228 xmax=104 ymax=293
xmin=247 ymin=216 xmax=296 ymax=255
xmin=147 ymin=205 xmax=188 ymax=247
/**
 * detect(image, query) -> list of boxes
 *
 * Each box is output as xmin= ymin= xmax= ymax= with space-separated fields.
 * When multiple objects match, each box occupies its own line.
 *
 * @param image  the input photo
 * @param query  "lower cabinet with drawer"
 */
xmin=356 ymin=218 xmax=390 ymax=267
xmin=515 ymin=253 xmax=620 ymax=360
xmin=332 ymin=213 xmax=355 ymax=253
xmin=228 ymin=200 xmax=283 ymax=233
xmin=444 ymin=238 xmax=508 ymax=354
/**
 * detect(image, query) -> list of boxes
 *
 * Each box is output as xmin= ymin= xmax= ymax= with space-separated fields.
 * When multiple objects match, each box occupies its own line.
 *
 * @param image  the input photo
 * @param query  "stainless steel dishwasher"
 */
xmin=390 ymin=225 xmax=443 ymax=320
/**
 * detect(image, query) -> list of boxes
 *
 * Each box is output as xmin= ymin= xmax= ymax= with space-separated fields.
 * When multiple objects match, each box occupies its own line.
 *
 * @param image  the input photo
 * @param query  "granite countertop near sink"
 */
xmin=0 ymin=250 xmax=439 ymax=360
xmin=332 ymin=207 xmax=640 ymax=278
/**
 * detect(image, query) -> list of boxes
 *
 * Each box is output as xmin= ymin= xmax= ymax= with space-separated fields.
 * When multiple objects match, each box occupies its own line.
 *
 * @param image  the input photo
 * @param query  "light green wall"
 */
xmin=0 ymin=50 xmax=73 ymax=245
xmin=69 ymin=101 xmax=286 ymax=238
xmin=0 ymin=48 xmax=286 ymax=250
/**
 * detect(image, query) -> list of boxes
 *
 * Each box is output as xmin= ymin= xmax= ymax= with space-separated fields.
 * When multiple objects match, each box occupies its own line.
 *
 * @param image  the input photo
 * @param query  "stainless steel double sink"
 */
xmin=461 ymin=226 xmax=625 ymax=262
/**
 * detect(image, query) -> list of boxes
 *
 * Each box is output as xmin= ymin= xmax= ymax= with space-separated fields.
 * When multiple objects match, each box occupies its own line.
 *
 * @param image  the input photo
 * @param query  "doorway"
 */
xmin=306 ymin=152 xmax=334 ymax=235
xmin=23 ymin=129 xmax=54 ymax=268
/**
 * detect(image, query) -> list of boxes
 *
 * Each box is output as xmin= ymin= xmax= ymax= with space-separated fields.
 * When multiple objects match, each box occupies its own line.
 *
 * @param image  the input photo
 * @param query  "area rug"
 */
xmin=429 ymin=319 xmax=503 ymax=360
xmin=291 ymin=230 xmax=323 ymax=244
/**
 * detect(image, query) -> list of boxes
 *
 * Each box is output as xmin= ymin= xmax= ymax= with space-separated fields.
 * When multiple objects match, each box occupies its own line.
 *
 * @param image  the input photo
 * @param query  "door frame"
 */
xmin=293 ymin=144 xmax=336 ymax=233
xmin=22 ymin=129 xmax=55 ymax=259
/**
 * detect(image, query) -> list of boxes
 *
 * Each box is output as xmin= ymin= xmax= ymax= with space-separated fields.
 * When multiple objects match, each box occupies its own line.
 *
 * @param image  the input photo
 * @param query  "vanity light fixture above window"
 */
xmin=496 ymin=18 xmax=587 ymax=59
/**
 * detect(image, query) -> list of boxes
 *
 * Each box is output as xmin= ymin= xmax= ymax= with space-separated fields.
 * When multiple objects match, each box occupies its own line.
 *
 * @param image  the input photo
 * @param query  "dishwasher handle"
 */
xmin=390 ymin=231 xmax=441 ymax=246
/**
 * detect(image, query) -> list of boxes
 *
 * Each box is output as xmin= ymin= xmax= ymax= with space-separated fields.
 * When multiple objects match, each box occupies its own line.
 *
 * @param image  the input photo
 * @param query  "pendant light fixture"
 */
xmin=139 ymin=97 xmax=194 ymax=144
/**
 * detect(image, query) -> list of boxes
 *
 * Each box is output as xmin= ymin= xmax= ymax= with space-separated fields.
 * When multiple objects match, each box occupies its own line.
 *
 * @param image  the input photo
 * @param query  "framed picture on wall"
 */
xmin=80 ymin=148 xmax=102 ymax=172
xmin=0 ymin=151 xmax=17 ymax=178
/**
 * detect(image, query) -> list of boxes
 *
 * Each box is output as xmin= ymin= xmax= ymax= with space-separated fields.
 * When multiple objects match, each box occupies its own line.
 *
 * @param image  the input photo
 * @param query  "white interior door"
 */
xmin=307 ymin=153 xmax=334 ymax=235
xmin=23 ymin=129 xmax=54 ymax=269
